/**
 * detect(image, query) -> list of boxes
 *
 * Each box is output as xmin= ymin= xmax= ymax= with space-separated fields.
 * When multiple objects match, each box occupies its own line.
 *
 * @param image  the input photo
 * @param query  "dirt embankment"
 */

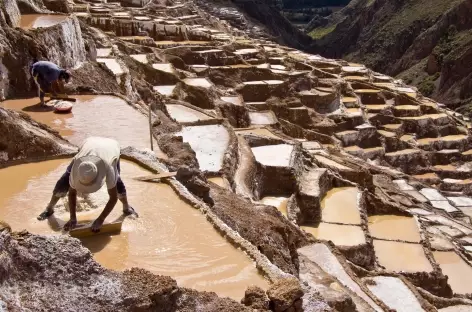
xmin=0 ymin=107 xmax=76 ymax=167
xmin=209 ymin=184 xmax=310 ymax=276
xmin=0 ymin=227 xmax=251 ymax=311
xmin=307 ymin=0 xmax=472 ymax=110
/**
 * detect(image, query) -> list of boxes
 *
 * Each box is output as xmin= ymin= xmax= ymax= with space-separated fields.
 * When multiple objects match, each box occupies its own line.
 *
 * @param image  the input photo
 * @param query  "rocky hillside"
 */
xmin=307 ymin=0 xmax=472 ymax=111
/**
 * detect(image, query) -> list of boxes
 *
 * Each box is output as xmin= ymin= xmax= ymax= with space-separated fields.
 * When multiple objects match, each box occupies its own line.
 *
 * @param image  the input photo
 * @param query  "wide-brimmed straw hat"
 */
xmin=69 ymin=155 xmax=108 ymax=194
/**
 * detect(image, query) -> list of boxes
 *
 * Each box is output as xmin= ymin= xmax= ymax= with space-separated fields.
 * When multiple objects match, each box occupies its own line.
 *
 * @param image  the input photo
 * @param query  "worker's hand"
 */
xmin=63 ymin=218 xmax=77 ymax=231
xmin=91 ymin=218 xmax=104 ymax=233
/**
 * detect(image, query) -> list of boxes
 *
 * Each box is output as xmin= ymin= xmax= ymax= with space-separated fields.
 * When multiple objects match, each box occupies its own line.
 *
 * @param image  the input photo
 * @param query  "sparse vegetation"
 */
xmin=309 ymin=24 xmax=336 ymax=39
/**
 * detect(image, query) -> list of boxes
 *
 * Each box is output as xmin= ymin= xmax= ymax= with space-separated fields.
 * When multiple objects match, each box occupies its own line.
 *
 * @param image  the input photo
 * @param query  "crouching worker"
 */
xmin=30 ymin=60 xmax=71 ymax=106
xmin=37 ymin=136 xmax=137 ymax=232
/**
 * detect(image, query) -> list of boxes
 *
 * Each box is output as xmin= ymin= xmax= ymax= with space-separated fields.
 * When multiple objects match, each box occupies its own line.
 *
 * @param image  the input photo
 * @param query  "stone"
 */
xmin=241 ymin=286 xmax=269 ymax=310
xmin=267 ymin=278 xmax=304 ymax=312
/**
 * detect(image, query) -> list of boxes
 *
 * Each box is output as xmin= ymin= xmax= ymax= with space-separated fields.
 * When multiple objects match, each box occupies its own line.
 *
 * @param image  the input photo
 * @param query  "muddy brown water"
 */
xmin=321 ymin=187 xmax=360 ymax=225
xmin=373 ymin=240 xmax=433 ymax=273
xmin=433 ymin=251 xmax=472 ymax=295
xmin=2 ymin=96 xmax=166 ymax=158
xmin=20 ymin=14 xmax=68 ymax=29
xmin=259 ymin=197 xmax=289 ymax=217
xmin=368 ymin=215 xmax=421 ymax=243
xmin=0 ymin=159 xmax=268 ymax=299
xmin=302 ymin=223 xmax=366 ymax=246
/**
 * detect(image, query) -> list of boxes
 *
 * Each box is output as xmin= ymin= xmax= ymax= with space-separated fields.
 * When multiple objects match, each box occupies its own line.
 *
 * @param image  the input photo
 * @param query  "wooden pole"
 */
xmin=149 ymin=102 xmax=154 ymax=151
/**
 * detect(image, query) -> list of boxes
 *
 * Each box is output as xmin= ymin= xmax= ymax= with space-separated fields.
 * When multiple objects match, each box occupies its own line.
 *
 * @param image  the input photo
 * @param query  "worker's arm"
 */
xmin=91 ymin=186 xmax=118 ymax=232
xmin=63 ymin=188 xmax=77 ymax=231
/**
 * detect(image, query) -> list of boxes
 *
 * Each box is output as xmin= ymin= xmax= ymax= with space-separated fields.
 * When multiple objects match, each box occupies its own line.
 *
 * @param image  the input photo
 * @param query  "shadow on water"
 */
xmin=20 ymin=101 xmax=54 ymax=113
xmin=80 ymin=235 xmax=113 ymax=253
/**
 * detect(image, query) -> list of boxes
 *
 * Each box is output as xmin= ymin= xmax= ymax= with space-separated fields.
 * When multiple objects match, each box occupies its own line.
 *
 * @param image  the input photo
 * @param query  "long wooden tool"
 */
xmin=69 ymin=220 xmax=122 ymax=238
xmin=133 ymin=172 xmax=177 ymax=182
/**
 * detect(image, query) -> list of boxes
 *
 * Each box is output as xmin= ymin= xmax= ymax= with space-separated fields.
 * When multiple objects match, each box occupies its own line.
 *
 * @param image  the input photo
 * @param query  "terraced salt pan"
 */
xmin=221 ymin=96 xmax=243 ymax=105
xmin=365 ymin=276 xmax=423 ymax=312
xmin=183 ymin=78 xmax=213 ymax=88
xmin=96 ymin=48 xmax=112 ymax=57
xmin=368 ymin=215 xmax=421 ymax=243
xmin=2 ymin=96 xmax=161 ymax=154
xmin=152 ymin=63 xmax=175 ymax=74
xmin=417 ymin=135 xmax=468 ymax=145
xmin=20 ymin=14 xmax=67 ymax=29
xmin=208 ymin=177 xmax=230 ymax=189
xmin=321 ymin=187 xmax=361 ymax=225
xmin=235 ymin=127 xmax=280 ymax=139
xmin=298 ymin=244 xmax=383 ymax=312
xmin=153 ymin=85 xmax=176 ymax=96
xmin=97 ymin=58 xmax=124 ymax=75
xmin=130 ymin=54 xmax=148 ymax=64
xmin=302 ymin=223 xmax=366 ymax=246
xmin=373 ymin=240 xmax=433 ymax=273
xmin=430 ymin=201 xmax=459 ymax=213
xmin=165 ymin=104 xmax=212 ymax=123
xmin=177 ymin=124 xmax=229 ymax=172
xmin=433 ymin=251 xmax=472 ymax=295
xmin=249 ymin=111 xmax=278 ymax=125
xmin=0 ymin=160 xmax=268 ymax=299
xmin=259 ymin=197 xmax=289 ymax=217
xmin=251 ymin=144 xmax=293 ymax=167
xmin=439 ymin=306 xmax=472 ymax=312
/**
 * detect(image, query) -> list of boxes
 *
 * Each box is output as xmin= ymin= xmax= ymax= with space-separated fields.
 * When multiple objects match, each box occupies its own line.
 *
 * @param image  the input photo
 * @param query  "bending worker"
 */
xmin=30 ymin=60 xmax=71 ymax=106
xmin=37 ymin=136 xmax=137 ymax=232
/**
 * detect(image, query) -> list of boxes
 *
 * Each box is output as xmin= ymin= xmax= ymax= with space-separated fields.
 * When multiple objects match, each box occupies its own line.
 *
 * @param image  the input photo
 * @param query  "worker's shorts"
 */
xmin=53 ymin=159 xmax=127 ymax=198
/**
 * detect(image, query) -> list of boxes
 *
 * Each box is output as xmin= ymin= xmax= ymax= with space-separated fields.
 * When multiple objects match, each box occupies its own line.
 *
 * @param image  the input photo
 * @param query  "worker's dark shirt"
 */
xmin=31 ymin=61 xmax=63 ymax=83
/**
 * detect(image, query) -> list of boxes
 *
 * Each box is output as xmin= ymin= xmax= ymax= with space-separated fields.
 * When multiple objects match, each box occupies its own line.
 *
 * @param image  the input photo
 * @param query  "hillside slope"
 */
xmin=307 ymin=0 xmax=472 ymax=110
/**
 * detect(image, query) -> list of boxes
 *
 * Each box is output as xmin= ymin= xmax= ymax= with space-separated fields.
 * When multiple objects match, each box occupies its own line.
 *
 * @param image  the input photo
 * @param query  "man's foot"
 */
xmin=123 ymin=206 xmax=138 ymax=217
xmin=37 ymin=209 xmax=54 ymax=221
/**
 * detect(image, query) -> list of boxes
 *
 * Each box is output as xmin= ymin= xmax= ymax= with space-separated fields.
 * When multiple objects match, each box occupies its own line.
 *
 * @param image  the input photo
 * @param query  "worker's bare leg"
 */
xmin=34 ymin=78 xmax=45 ymax=106
xmin=38 ymin=161 xmax=72 ymax=220
xmin=116 ymin=160 xmax=138 ymax=216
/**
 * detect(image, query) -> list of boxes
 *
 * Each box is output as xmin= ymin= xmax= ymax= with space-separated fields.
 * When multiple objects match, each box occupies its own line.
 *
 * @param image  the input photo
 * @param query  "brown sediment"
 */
xmin=0 ymin=159 xmax=268 ymax=299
